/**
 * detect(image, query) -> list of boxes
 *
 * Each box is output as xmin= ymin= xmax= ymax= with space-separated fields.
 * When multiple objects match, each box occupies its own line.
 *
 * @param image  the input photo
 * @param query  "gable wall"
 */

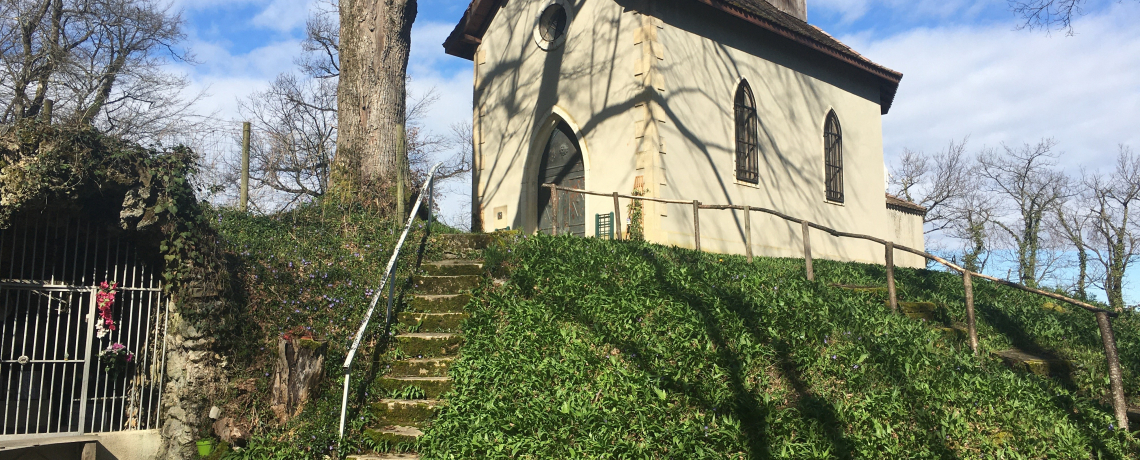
xmin=473 ymin=0 xmax=647 ymax=234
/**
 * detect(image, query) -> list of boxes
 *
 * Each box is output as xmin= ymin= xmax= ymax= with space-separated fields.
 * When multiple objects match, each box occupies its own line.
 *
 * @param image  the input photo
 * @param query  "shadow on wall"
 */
xmin=478 ymin=0 xmax=886 ymax=264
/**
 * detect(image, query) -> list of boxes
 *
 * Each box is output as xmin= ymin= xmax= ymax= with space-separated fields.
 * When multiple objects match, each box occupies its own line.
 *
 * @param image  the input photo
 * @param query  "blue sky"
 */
xmin=173 ymin=0 xmax=1140 ymax=305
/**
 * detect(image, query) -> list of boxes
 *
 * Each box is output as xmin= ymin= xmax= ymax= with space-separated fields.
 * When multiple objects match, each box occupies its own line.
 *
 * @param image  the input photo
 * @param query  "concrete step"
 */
xmin=439 ymin=233 xmax=494 ymax=250
xmin=398 ymin=312 xmax=468 ymax=332
xmin=392 ymin=355 xmax=453 ymax=378
xmin=388 ymin=358 xmax=454 ymax=378
xmin=1129 ymin=407 xmax=1139 ymax=431
xmin=830 ymin=283 xmax=887 ymax=294
xmin=396 ymin=333 xmax=463 ymax=358
xmin=408 ymin=294 xmax=470 ymax=313
xmin=993 ymin=348 xmax=1072 ymax=377
xmin=370 ymin=399 xmax=443 ymax=427
xmin=898 ymin=301 xmax=937 ymax=322
xmin=363 ymin=425 xmax=424 ymax=446
xmin=348 ymin=454 xmax=420 ymax=460
xmin=379 ymin=376 xmax=453 ymax=399
xmin=933 ymin=322 xmax=969 ymax=340
xmin=421 ymin=259 xmax=484 ymax=276
xmin=412 ymin=275 xmax=481 ymax=295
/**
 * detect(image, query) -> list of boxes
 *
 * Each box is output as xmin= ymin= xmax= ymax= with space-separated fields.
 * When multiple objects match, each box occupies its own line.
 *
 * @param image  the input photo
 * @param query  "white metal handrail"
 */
xmin=338 ymin=162 xmax=441 ymax=438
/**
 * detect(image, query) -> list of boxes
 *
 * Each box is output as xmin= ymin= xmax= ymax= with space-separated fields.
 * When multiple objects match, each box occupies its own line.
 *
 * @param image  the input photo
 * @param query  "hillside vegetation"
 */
xmin=419 ymin=234 xmax=1138 ymax=458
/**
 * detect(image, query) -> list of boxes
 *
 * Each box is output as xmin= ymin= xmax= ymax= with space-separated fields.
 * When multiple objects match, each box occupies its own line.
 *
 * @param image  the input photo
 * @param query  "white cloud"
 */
xmin=250 ymin=0 xmax=318 ymax=32
xmin=841 ymin=2 xmax=1140 ymax=171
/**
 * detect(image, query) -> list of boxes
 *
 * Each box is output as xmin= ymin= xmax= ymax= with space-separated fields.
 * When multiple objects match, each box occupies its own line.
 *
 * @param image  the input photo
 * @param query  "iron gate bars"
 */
xmin=0 ymin=212 xmax=167 ymax=438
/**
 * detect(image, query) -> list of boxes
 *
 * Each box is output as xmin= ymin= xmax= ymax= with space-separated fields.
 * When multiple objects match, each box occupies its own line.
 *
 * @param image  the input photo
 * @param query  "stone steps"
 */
xmin=407 ymin=294 xmax=471 ymax=313
xmin=354 ymin=237 xmax=485 ymax=458
xmin=992 ymin=348 xmax=1072 ymax=377
xmin=421 ymin=260 xmax=485 ymax=276
xmin=397 ymin=312 xmax=468 ymax=332
xmin=897 ymin=301 xmax=937 ymax=322
xmin=371 ymin=399 xmax=443 ymax=427
xmin=388 ymin=357 xmax=454 ymax=377
xmin=411 ymin=275 xmax=482 ymax=295
xmin=377 ymin=376 xmax=453 ymax=399
xmin=395 ymin=333 xmax=463 ymax=358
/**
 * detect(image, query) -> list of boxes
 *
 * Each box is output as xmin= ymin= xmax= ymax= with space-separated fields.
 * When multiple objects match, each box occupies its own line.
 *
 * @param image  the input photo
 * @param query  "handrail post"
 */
xmin=964 ymin=271 xmax=978 ymax=355
xmin=802 ymin=220 xmax=814 ymax=281
xmin=427 ymin=177 xmax=435 ymax=231
xmin=693 ymin=200 xmax=701 ymax=251
xmin=885 ymin=242 xmax=897 ymax=313
xmin=744 ymin=206 xmax=753 ymax=263
xmin=613 ymin=192 xmax=622 ymax=240
xmin=338 ymin=369 xmax=351 ymax=438
xmin=1095 ymin=311 xmax=1129 ymax=431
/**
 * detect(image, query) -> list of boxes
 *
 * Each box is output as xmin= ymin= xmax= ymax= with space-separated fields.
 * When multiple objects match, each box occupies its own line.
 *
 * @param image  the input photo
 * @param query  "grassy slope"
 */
xmin=210 ymin=204 xmax=456 ymax=459
xmin=420 ymin=234 xmax=1138 ymax=459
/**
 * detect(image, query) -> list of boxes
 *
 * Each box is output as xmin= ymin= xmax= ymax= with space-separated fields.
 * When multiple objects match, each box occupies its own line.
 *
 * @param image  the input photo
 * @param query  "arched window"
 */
xmin=734 ymin=81 xmax=759 ymax=184
xmin=824 ymin=110 xmax=843 ymax=203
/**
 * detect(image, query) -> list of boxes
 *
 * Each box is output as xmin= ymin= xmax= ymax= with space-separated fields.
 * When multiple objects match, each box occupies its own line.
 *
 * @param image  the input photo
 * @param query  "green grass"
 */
xmin=419 ymin=234 xmax=1139 ymax=459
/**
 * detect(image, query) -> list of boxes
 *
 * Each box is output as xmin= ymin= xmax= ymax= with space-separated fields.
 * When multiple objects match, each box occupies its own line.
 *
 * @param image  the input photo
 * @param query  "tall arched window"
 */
xmin=734 ymin=81 xmax=759 ymax=184
xmin=824 ymin=110 xmax=843 ymax=203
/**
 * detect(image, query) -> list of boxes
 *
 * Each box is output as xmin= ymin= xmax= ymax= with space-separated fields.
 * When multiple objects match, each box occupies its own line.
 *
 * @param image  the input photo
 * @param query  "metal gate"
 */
xmin=0 ymin=213 xmax=167 ymax=438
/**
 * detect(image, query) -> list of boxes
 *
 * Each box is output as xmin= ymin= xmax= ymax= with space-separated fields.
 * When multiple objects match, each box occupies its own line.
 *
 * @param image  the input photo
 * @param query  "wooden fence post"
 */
xmin=613 ymin=192 xmax=622 ymax=241
xmin=240 ymin=121 xmax=251 ymax=212
xmin=1095 ymin=311 xmax=1130 ymax=431
xmin=963 ymin=271 xmax=978 ymax=355
xmin=693 ymin=200 xmax=701 ymax=251
xmin=744 ymin=206 xmax=753 ymax=263
xmin=551 ymin=185 xmax=560 ymax=236
xmin=802 ymin=220 xmax=814 ymax=281
xmin=885 ymin=242 xmax=897 ymax=313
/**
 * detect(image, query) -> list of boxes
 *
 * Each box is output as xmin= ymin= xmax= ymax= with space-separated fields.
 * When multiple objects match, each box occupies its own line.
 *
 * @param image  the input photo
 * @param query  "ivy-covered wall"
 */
xmin=0 ymin=122 xmax=233 ymax=459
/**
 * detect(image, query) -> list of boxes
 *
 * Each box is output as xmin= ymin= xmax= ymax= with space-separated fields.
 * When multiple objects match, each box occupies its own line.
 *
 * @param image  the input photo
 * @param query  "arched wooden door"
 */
xmin=537 ymin=121 xmax=585 ymax=236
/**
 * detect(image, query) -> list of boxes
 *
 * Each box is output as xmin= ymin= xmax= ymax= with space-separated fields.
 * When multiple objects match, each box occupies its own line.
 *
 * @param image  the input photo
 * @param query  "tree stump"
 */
xmin=270 ymin=337 xmax=327 ymax=424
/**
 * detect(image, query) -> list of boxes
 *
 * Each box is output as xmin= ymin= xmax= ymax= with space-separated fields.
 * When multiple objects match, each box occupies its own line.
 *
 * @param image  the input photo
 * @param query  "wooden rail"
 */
xmin=542 ymin=183 xmax=1130 ymax=430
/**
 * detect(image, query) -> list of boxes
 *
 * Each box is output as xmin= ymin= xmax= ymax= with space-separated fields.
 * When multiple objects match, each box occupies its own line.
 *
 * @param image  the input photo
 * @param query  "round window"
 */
xmin=539 ymin=5 xmax=567 ymax=42
xmin=533 ymin=1 xmax=571 ymax=50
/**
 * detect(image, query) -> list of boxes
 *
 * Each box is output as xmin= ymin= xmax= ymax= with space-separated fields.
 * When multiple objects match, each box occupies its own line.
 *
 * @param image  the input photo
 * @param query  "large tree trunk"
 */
xmin=334 ymin=0 xmax=417 ymax=196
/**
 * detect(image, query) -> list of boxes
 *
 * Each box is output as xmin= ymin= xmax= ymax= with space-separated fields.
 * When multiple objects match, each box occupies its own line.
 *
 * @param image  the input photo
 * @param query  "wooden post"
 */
xmin=885 ymin=242 xmax=897 ymax=313
xmin=693 ymin=200 xmax=701 ymax=251
xmin=744 ymin=206 xmax=753 ymax=263
xmin=613 ymin=192 xmax=623 ymax=240
xmin=802 ymin=220 xmax=814 ymax=281
xmin=1095 ymin=311 xmax=1129 ymax=431
xmin=963 ymin=272 xmax=978 ymax=355
xmin=240 ymin=121 xmax=251 ymax=212
xmin=397 ymin=128 xmax=407 ymax=220
xmin=551 ymin=185 xmax=560 ymax=236
xmin=41 ymin=99 xmax=53 ymax=124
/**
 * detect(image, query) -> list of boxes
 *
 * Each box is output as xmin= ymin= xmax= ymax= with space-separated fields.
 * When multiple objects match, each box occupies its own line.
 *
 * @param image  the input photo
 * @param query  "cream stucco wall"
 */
xmin=472 ymin=0 xmax=925 ymax=268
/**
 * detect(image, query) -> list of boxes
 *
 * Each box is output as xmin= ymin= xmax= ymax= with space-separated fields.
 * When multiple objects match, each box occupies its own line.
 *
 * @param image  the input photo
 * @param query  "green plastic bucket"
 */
xmin=196 ymin=439 xmax=215 ymax=457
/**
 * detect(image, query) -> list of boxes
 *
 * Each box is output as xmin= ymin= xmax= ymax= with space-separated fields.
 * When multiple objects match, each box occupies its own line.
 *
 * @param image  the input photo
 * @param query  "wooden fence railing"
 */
xmin=542 ymin=183 xmax=1130 ymax=430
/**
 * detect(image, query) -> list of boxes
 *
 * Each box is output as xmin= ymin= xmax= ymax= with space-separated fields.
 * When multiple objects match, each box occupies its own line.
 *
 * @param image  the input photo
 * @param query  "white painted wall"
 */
xmin=474 ymin=0 xmax=925 ymax=267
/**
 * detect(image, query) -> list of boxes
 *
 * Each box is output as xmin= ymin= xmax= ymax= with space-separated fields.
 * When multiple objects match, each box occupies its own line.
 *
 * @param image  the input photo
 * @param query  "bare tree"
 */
xmin=1010 ymin=0 xmax=1139 ymax=34
xmin=1083 ymin=146 xmax=1140 ymax=312
xmin=1055 ymin=191 xmax=1097 ymax=300
xmin=950 ymin=187 xmax=998 ymax=273
xmin=978 ymin=138 xmax=1070 ymax=288
xmin=239 ymin=74 xmax=337 ymax=204
xmin=889 ymin=138 xmax=972 ymax=234
xmin=0 ymin=0 xmax=192 ymax=142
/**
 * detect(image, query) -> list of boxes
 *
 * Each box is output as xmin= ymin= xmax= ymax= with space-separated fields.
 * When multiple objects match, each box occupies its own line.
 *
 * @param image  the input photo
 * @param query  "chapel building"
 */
xmin=444 ymin=0 xmax=927 ymax=267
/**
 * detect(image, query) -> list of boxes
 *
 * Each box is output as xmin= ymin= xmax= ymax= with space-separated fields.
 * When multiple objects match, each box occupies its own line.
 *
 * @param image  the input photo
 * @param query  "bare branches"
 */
xmin=0 ymin=0 xmax=191 ymax=143
xmin=1010 ymin=0 xmax=1084 ymax=34
xmin=978 ymin=138 xmax=1070 ymax=287
xmin=1082 ymin=145 xmax=1140 ymax=311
